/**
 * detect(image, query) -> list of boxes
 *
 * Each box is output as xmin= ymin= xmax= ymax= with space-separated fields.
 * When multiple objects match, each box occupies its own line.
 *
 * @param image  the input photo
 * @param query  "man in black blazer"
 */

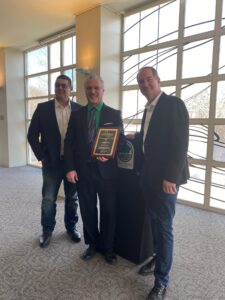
xmin=129 ymin=67 xmax=189 ymax=300
xmin=27 ymin=75 xmax=81 ymax=248
xmin=64 ymin=73 xmax=124 ymax=265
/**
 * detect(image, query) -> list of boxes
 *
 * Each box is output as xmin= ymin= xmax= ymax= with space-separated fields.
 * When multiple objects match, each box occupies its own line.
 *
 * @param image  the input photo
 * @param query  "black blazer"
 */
xmin=137 ymin=92 xmax=189 ymax=191
xmin=64 ymin=104 xmax=124 ymax=180
xmin=27 ymin=99 xmax=81 ymax=168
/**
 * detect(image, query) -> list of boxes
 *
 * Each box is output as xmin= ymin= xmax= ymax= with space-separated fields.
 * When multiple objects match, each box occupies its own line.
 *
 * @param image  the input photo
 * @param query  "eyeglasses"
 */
xmin=55 ymin=83 xmax=70 ymax=89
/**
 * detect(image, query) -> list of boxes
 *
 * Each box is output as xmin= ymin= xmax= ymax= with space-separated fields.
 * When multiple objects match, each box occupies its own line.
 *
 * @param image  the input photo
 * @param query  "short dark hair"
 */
xmin=137 ymin=66 xmax=159 ymax=81
xmin=55 ymin=74 xmax=72 ymax=89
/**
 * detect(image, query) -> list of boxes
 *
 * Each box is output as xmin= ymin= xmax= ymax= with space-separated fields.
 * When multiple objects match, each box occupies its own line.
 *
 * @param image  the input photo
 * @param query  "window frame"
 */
xmin=121 ymin=0 xmax=225 ymax=214
xmin=24 ymin=30 xmax=76 ymax=167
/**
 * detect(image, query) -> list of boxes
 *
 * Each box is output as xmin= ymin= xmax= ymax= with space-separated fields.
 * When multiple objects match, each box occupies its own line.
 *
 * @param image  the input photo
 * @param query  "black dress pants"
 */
xmin=77 ymin=163 xmax=117 ymax=252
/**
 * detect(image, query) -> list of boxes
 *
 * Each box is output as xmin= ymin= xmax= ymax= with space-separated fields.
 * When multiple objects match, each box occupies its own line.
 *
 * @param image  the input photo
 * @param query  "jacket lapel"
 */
xmin=49 ymin=100 xmax=61 ymax=137
xmin=99 ymin=103 xmax=107 ymax=127
xmin=81 ymin=106 xmax=89 ymax=143
xmin=145 ymin=93 xmax=165 ymax=139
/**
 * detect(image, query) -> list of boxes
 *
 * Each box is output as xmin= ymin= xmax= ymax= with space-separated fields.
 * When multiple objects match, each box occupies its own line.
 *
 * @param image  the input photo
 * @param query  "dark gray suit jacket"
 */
xmin=27 ymin=99 xmax=81 ymax=168
xmin=136 ymin=92 xmax=189 ymax=191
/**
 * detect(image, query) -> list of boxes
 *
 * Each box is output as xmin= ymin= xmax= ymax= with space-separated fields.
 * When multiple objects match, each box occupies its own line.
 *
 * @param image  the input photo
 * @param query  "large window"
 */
xmin=25 ymin=31 xmax=76 ymax=166
xmin=122 ymin=0 xmax=225 ymax=214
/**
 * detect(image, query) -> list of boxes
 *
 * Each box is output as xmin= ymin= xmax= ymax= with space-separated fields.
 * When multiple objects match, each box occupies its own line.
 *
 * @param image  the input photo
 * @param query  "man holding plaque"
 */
xmin=64 ymin=73 xmax=124 ymax=265
xmin=128 ymin=67 xmax=189 ymax=300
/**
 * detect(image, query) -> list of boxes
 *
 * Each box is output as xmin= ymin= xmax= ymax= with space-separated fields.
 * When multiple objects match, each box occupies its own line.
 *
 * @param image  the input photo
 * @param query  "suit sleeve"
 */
xmin=116 ymin=110 xmax=126 ymax=152
xmin=27 ymin=105 xmax=44 ymax=161
xmin=164 ymin=99 xmax=189 ymax=183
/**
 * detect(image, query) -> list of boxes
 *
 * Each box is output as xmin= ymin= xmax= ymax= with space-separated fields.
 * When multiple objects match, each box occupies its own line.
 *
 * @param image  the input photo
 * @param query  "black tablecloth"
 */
xmin=115 ymin=139 xmax=153 ymax=264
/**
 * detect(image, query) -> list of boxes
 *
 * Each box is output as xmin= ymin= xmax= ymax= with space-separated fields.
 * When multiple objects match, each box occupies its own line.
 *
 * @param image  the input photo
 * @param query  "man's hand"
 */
xmin=41 ymin=158 xmax=46 ymax=166
xmin=126 ymin=134 xmax=135 ymax=140
xmin=163 ymin=180 xmax=177 ymax=194
xmin=66 ymin=170 xmax=78 ymax=183
xmin=96 ymin=156 xmax=109 ymax=162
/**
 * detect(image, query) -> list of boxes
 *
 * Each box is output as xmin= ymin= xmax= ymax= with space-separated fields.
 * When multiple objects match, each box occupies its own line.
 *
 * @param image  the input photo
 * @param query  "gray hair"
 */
xmin=84 ymin=72 xmax=104 ymax=88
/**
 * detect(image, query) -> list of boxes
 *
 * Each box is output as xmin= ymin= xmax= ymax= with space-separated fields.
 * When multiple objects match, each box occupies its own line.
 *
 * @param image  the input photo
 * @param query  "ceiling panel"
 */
xmin=0 ymin=0 xmax=151 ymax=49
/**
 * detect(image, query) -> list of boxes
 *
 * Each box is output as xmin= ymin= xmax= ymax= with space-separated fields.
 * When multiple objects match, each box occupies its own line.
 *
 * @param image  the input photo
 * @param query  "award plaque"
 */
xmin=91 ymin=127 xmax=120 ymax=158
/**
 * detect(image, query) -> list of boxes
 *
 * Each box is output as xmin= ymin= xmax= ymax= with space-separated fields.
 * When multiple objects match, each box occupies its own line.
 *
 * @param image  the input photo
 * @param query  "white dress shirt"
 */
xmin=143 ymin=91 xmax=162 ymax=151
xmin=55 ymin=99 xmax=71 ymax=155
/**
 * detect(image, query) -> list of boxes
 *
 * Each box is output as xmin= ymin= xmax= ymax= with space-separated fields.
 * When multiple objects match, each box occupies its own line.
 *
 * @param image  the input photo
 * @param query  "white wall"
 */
xmin=0 ymin=49 xmax=9 ymax=166
xmin=0 ymin=48 xmax=26 ymax=167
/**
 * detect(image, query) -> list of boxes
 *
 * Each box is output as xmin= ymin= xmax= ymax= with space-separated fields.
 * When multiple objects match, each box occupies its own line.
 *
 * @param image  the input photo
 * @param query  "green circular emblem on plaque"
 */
xmin=118 ymin=140 xmax=134 ymax=162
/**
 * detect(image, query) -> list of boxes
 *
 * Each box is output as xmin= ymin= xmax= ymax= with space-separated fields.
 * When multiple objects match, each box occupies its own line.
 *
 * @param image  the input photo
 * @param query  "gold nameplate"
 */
xmin=91 ymin=127 xmax=120 ymax=158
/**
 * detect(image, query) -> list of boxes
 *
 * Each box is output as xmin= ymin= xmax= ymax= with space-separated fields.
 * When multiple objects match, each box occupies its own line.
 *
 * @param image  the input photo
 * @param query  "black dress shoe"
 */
xmin=139 ymin=255 xmax=156 ymax=276
xmin=67 ymin=229 xmax=81 ymax=243
xmin=82 ymin=245 xmax=96 ymax=261
xmin=39 ymin=232 xmax=52 ymax=248
xmin=105 ymin=252 xmax=117 ymax=265
xmin=146 ymin=283 xmax=166 ymax=300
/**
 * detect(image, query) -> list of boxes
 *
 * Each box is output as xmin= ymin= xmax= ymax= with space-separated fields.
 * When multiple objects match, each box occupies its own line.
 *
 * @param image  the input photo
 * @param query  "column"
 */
xmin=76 ymin=6 xmax=121 ymax=109
xmin=0 ymin=48 xmax=26 ymax=167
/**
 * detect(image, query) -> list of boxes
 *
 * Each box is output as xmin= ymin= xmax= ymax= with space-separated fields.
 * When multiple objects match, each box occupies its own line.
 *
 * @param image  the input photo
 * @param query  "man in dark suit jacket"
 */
xmin=64 ymin=73 xmax=124 ymax=265
xmin=129 ymin=67 xmax=189 ymax=300
xmin=27 ymin=75 xmax=81 ymax=248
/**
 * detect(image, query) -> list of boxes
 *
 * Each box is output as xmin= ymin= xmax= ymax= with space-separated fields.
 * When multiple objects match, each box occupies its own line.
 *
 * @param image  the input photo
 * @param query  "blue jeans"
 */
xmin=41 ymin=162 xmax=78 ymax=233
xmin=142 ymin=185 xmax=177 ymax=287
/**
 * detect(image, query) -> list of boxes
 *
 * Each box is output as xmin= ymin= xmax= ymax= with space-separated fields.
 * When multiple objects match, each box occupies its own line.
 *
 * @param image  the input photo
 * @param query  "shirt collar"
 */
xmin=55 ymin=99 xmax=71 ymax=109
xmin=145 ymin=91 xmax=162 ymax=110
xmin=88 ymin=102 xmax=104 ymax=112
